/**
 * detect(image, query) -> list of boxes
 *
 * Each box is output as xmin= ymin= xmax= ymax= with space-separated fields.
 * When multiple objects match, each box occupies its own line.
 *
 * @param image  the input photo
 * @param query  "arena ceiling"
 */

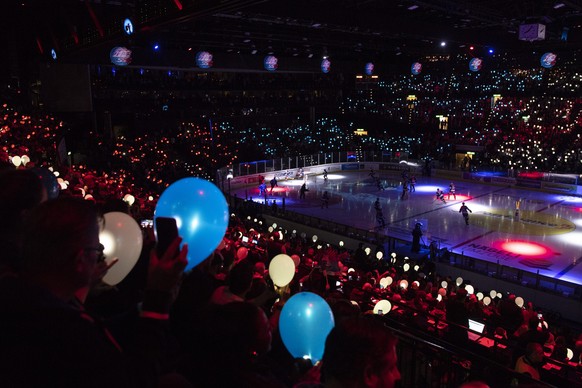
xmin=2 ymin=0 xmax=582 ymax=70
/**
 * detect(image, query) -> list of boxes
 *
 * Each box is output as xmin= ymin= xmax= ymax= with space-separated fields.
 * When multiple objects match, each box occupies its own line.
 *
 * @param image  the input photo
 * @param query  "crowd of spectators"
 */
xmin=2 ymin=57 xmax=582 ymax=386
xmin=1 ymin=165 xmax=581 ymax=386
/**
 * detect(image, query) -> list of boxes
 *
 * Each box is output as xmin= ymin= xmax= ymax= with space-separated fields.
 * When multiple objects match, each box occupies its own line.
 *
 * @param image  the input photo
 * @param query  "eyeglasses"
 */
xmin=84 ymin=243 xmax=106 ymax=263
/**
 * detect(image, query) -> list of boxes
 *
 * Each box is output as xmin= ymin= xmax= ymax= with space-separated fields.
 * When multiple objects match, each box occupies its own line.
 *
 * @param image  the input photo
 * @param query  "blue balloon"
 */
xmin=31 ymin=167 xmax=59 ymax=200
xmin=279 ymin=292 xmax=335 ymax=363
xmin=155 ymin=177 xmax=228 ymax=271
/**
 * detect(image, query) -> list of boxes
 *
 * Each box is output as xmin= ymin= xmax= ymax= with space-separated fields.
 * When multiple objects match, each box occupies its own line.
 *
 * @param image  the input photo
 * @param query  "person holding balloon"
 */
xmin=0 ymin=197 xmax=189 ymax=387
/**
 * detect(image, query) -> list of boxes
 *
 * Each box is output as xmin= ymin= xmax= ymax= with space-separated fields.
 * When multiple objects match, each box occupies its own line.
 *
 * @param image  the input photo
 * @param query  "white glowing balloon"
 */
xmin=21 ymin=155 xmax=30 ymax=165
xmin=100 ymin=212 xmax=143 ymax=286
xmin=496 ymin=292 xmax=502 ymax=299
xmin=456 ymin=277 xmax=463 ymax=286
xmin=269 ymin=254 xmax=295 ymax=287
xmin=391 ymin=252 xmax=396 ymax=258
xmin=57 ymin=177 xmax=68 ymax=190
xmin=515 ymin=296 xmax=524 ymax=308
xmin=148 ymin=195 xmax=154 ymax=201
xmin=403 ymin=263 xmax=410 ymax=272
xmin=339 ymin=241 xmax=344 ymax=247
xmin=347 ymin=268 xmax=355 ymax=274
xmin=376 ymin=251 xmax=383 ymax=260
xmin=413 ymin=281 xmax=420 ymax=288
xmin=268 ymin=226 xmax=274 ymax=233
xmin=483 ymin=296 xmax=492 ymax=306
xmin=465 ymin=285 xmax=474 ymax=294
xmin=436 ymin=294 xmax=442 ymax=302
xmin=414 ymin=265 xmax=420 ymax=271
xmin=441 ymin=281 xmax=448 ymax=288
xmin=312 ymin=235 xmax=318 ymax=243
xmin=11 ymin=156 xmax=21 ymax=167
xmin=123 ymin=194 xmax=135 ymax=206
xmin=379 ymin=277 xmax=391 ymax=288
xmin=365 ymin=247 xmax=371 ymax=255
xmin=567 ymin=348 xmax=574 ymax=361
xmin=272 ymin=223 xmax=278 ymax=229
xmin=373 ymin=299 xmax=392 ymax=315
xmin=476 ymin=292 xmax=484 ymax=301
xmin=399 ymin=279 xmax=408 ymax=289
xmin=490 ymin=290 xmax=497 ymax=298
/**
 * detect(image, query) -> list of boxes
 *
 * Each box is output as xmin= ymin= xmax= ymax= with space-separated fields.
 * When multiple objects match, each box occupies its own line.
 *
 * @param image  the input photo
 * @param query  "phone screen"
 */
xmin=155 ymin=217 xmax=179 ymax=256
xmin=378 ymin=309 xmax=383 ymax=315
xmin=242 ymin=236 xmax=249 ymax=243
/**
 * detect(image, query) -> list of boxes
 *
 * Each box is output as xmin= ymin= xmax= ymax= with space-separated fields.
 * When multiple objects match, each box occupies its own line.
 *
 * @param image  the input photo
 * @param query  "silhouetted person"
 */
xmin=411 ymin=223 xmax=423 ymax=253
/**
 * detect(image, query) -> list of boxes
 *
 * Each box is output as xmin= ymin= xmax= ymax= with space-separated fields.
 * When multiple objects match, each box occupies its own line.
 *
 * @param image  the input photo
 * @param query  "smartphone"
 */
xmin=242 ymin=236 xmax=249 ymax=243
xmin=155 ymin=217 xmax=179 ymax=256
xmin=252 ymin=239 xmax=258 ymax=245
xmin=378 ymin=309 xmax=383 ymax=315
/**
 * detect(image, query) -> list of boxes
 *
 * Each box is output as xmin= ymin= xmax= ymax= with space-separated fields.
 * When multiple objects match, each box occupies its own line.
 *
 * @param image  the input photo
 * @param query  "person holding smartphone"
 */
xmin=0 ymin=198 xmax=188 ymax=387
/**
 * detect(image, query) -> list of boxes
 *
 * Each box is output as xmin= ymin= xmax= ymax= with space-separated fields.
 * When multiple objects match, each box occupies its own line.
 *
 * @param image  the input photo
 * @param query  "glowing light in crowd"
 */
xmin=515 ymin=296 xmax=524 ymax=308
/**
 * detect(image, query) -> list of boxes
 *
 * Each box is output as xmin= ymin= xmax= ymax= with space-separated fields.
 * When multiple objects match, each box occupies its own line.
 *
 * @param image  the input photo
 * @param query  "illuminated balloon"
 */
xmin=11 ymin=156 xmax=21 ymax=167
xmin=100 ymin=212 xmax=143 ymax=286
xmin=379 ymin=277 xmax=392 ymax=289
xmin=465 ymin=284 xmax=474 ymax=295
xmin=269 ymin=254 xmax=295 ymax=287
xmin=155 ymin=177 xmax=228 ymax=271
xmin=280 ymin=292 xmax=335 ymax=363
xmin=515 ymin=296 xmax=524 ymax=308
xmin=373 ymin=299 xmax=392 ymax=315
xmin=31 ymin=167 xmax=59 ymax=200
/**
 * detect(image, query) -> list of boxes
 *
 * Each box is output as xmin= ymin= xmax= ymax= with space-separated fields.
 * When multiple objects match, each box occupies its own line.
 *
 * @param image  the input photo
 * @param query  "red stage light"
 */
xmin=496 ymin=240 xmax=551 ymax=257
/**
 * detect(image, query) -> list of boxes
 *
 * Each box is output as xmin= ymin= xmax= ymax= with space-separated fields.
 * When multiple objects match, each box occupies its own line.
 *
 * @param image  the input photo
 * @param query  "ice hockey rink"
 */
xmin=237 ymin=170 xmax=582 ymax=285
